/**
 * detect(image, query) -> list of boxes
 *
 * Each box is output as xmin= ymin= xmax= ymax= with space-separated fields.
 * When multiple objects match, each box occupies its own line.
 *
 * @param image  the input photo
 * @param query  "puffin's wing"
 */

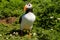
xmin=19 ymin=14 xmax=25 ymax=23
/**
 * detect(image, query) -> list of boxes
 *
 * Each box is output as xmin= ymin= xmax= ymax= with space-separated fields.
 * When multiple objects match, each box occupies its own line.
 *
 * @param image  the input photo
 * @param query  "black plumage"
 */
xmin=19 ymin=14 xmax=25 ymax=23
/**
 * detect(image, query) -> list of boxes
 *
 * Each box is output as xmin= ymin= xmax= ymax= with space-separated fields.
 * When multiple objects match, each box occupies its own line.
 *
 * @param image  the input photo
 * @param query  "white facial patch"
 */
xmin=26 ymin=3 xmax=32 ymax=8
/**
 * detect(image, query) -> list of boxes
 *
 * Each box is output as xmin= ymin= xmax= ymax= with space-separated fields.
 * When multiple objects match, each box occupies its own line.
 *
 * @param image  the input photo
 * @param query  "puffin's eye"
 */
xmin=29 ymin=4 xmax=30 ymax=6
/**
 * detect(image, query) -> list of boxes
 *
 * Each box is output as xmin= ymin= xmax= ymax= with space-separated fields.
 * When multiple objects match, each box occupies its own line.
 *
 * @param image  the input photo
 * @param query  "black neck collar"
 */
xmin=25 ymin=8 xmax=33 ymax=14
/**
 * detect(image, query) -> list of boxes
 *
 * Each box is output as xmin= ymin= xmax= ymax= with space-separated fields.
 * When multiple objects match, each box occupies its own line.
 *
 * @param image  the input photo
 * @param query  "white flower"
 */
xmin=6 ymin=38 xmax=8 ymax=39
xmin=0 ymin=34 xmax=2 ymax=37
xmin=50 ymin=16 xmax=53 ymax=19
xmin=15 ymin=32 xmax=18 ymax=35
xmin=13 ymin=32 xmax=16 ymax=34
xmin=51 ymin=29 xmax=53 ymax=30
xmin=10 ymin=34 xmax=12 ymax=36
xmin=57 ymin=18 xmax=60 ymax=20
xmin=33 ymin=33 xmax=37 ymax=36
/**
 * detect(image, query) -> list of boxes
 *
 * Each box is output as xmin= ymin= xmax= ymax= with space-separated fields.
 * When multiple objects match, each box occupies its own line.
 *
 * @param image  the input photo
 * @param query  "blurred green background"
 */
xmin=0 ymin=0 xmax=60 ymax=40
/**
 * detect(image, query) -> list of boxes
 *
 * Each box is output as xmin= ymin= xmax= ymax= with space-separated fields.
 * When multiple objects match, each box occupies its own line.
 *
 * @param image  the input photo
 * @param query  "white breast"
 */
xmin=22 ymin=12 xmax=36 ymax=23
xmin=20 ymin=12 xmax=36 ymax=30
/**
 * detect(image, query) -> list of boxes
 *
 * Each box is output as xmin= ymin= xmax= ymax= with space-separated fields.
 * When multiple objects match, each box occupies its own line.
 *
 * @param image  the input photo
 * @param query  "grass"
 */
xmin=0 ymin=23 xmax=38 ymax=40
xmin=0 ymin=23 xmax=60 ymax=40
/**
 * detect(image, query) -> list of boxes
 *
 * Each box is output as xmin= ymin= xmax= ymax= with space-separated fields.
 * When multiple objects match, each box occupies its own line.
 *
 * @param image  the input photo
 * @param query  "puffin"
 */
xmin=19 ymin=3 xmax=36 ymax=37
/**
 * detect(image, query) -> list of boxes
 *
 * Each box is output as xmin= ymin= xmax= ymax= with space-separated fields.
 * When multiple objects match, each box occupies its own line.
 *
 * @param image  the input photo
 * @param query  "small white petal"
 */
xmin=0 ymin=34 xmax=2 ymax=37
xmin=15 ymin=32 xmax=18 ymax=35
xmin=57 ymin=18 xmax=60 ymax=20
xmin=6 ymin=38 xmax=8 ymax=39
xmin=13 ymin=32 xmax=16 ymax=34
xmin=50 ymin=16 xmax=53 ymax=19
xmin=51 ymin=29 xmax=53 ymax=30
xmin=10 ymin=34 xmax=12 ymax=36
xmin=33 ymin=33 xmax=36 ymax=36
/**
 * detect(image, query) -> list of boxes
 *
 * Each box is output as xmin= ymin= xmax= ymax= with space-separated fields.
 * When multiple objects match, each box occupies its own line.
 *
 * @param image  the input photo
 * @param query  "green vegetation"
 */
xmin=0 ymin=0 xmax=60 ymax=40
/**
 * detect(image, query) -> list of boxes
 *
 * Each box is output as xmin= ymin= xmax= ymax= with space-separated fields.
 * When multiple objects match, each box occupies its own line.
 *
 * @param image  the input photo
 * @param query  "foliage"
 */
xmin=0 ymin=0 xmax=60 ymax=40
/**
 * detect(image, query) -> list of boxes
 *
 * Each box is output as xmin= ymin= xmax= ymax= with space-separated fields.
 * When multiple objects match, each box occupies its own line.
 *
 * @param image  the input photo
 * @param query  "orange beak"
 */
xmin=24 ymin=5 xmax=27 ymax=12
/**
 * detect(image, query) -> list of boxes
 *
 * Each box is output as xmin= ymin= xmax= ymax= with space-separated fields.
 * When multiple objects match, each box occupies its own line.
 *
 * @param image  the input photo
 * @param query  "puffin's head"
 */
xmin=24 ymin=3 xmax=32 ymax=12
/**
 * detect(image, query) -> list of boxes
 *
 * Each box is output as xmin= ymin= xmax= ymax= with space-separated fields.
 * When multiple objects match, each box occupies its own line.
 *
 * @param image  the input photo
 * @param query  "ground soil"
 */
xmin=0 ymin=17 xmax=16 ymax=24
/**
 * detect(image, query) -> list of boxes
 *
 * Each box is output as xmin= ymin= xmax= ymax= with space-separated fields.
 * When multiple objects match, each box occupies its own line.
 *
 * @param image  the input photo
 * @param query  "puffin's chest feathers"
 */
xmin=23 ymin=12 xmax=36 ymax=22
